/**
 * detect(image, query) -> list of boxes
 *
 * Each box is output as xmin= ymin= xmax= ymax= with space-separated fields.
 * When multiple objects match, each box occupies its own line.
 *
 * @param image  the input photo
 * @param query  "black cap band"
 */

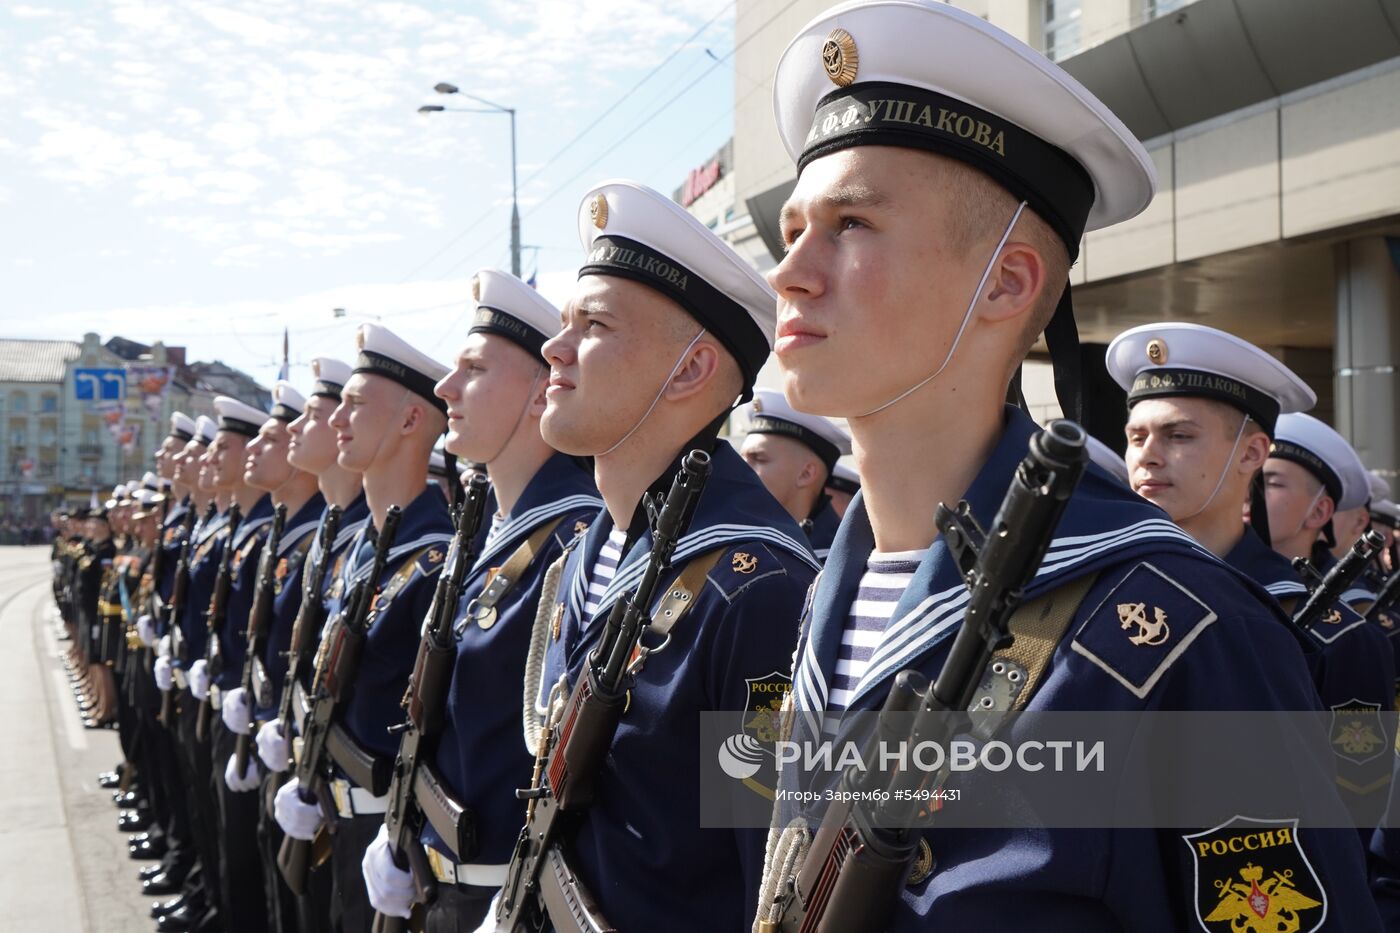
xmin=827 ymin=473 xmax=859 ymax=496
xmin=217 ymin=416 xmax=261 ymax=439
xmin=169 ymin=428 xmax=194 ymax=442
xmin=801 ymin=82 xmax=1094 ymax=260
xmin=580 ymin=235 xmax=769 ymax=392
xmin=1271 ymin=440 xmax=1342 ymax=504
xmin=748 ymin=415 xmax=841 ymax=473
xmin=469 ymin=307 xmax=548 ymax=362
xmin=1127 ymin=367 xmax=1282 ymax=435
xmin=354 ymin=350 xmax=448 ymax=415
xmin=269 ymin=404 xmax=300 ymax=423
xmin=311 ymin=380 xmax=343 ymax=400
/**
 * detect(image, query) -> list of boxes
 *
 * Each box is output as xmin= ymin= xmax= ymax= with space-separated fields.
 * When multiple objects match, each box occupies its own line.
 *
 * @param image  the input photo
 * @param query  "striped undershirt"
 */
xmin=583 ymin=526 xmax=629 ymax=617
xmin=484 ymin=512 xmax=507 ymax=552
xmin=827 ymin=549 xmax=927 ymax=711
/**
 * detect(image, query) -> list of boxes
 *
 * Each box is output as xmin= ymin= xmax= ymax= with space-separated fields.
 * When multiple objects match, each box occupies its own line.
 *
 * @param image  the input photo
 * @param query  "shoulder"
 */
xmin=1063 ymin=550 xmax=1309 ymax=706
xmin=700 ymin=541 xmax=816 ymax=607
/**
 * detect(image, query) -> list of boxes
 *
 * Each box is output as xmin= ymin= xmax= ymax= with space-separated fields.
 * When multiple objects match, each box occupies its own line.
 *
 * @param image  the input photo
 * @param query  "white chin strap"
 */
xmin=483 ymin=368 xmax=546 ymax=466
xmin=1285 ymin=485 xmax=1327 ymax=542
xmin=857 ymin=200 xmax=1027 ymax=419
xmin=598 ymin=328 xmax=707 ymax=458
xmin=1179 ymin=415 xmax=1249 ymax=522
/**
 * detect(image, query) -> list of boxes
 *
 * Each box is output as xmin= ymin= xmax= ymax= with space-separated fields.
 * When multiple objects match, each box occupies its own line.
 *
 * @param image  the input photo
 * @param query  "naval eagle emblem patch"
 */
xmin=1183 ymin=816 xmax=1325 ymax=933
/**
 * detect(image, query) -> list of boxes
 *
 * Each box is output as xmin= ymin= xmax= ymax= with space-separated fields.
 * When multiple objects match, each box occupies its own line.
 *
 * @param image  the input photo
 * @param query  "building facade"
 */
xmin=719 ymin=0 xmax=1400 ymax=474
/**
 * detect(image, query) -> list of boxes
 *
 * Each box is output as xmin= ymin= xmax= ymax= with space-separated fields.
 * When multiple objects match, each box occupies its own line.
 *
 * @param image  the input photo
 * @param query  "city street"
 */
xmin=0 ymin=546 xmax=148 ymax=932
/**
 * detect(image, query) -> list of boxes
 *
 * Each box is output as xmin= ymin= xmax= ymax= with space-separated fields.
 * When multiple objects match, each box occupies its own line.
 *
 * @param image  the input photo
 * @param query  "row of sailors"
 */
xmin=58 ymin=2 xmax=1400 ymax=931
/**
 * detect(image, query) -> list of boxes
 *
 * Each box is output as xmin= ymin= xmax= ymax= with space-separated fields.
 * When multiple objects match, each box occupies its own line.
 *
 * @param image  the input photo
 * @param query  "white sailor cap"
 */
xmin=169 ymin=411 xmax=196 ymax=442
xmin=1271 ymin=413 xmax=1371 ymax=511
xmin=738 ymin=387 xmax=851 ymax=472
xmin=132 ymin=488 xmax=163 ymax=511
xmin=1369 ymin=471 xmax=1392 ymax=506
xmin=1085 ymin=435 xmax=1130 ymax=488
xmin=270 ymin=381 xmax=306 ymax=422
xmin=353 ymin=323 xmax=449 ymax=414
xmin=193 ymin=415 xmax=217 ymax=445
xmin=213 ymin=396 xmax=267 ymax=439
xmin=470 ymin=269 xmax=560 ymax=362
xmin=1371 ymin=496 xmax=1400 ymax=528
xmin=828 ymin=460 xmax=860 ymax=495
xmin=774 ymin=0 xmax=1155 ymax=247
xmin=577 ymin=179 xmax=777 ymax=393
xmin=310 ymin=357 xmax=352 ymax=400
xmin=1106 ymin=323 xmax=1314 ymax=436
xmin=140 ymin=472 xmax=161 ymax=492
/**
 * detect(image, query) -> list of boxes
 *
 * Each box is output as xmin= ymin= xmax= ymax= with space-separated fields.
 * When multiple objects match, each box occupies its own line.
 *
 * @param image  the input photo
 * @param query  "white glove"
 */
xmin=136 ymin=614 xmax=158 ymax=647
xmin=257 ymin=720 xmax=291 ymax=773
xmin=154 ymin=656 xmax=174 ymax=692
xmin=223 ymin=753 xmax=261 ymax=793
xmin=221 ymin=686 xmax=252 ymax=734
xmin=188 ymin=659 xmax=210 ymax=701
xmin=157 ymin=634 xmax=172 ymax=659
xmin=362 ymin=823 xmax=416 ymax=919
xmin=274 ymin=778 xmax=325 ymax=841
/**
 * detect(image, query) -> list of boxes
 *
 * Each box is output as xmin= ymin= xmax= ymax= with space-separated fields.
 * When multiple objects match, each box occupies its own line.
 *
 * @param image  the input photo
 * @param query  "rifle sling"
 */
xmin=473 ymin=518 xmax=568 ymax=616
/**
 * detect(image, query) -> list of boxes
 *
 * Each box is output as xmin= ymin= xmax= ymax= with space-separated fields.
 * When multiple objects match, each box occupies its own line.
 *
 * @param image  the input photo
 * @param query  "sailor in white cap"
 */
xmin=757 ymin=3 xmax=1379 ymax=931
xmin=502 ymin=180 xmax=817 ymax=933
xmin=1268 ymin=413 xmax=1373 ymax=575
xmin=362 ymin=269 xmax=600 ymax=927
xmin=156 ymin=411 xmax=196 ymax=489
xmin=824 ymin=459 xmax=860 ymax=518
xmin=737 ymin=387 xmax=850 ymax=560
xmin=195 ymin=395 xmax=282 ymax=933
xmin=254 ymin=359 xmax=370 ymax=929
xmin=1332 ymin=470 xmax=1392 ymax=562
xmin=275 ymin=324 xmax=454 ymax=929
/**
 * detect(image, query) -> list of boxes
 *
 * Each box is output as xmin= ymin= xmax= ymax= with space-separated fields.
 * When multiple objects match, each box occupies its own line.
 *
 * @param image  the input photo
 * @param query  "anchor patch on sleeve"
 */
xmin=1070 ymin=562 xmax=1216 ymax=699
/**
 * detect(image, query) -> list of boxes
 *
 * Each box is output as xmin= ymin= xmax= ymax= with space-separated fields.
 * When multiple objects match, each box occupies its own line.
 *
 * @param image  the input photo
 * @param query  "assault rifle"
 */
xmin=372 ymin=472 xmax=490 ymax=933
xmin=1368 ymin=564 xmax=1400 ymax=623
xmin=278 ymin=505 xmax=402 ymax=895
xmin=764 ymin=419 xmax=1088 ymax=933
xmin=160 ymin=506 xmax=203 ymax=725
xmin=272 ymin=505 xmax=344 ymax=772
xmin=496 ymin=449 xmax=712 ymax=933
xmin=1292 ymin=529 xmax=1386 ymax=643
xmin=142 ymin=493 xmax=173 ymax=663
xmin=233 ymin=503 xmax=287 ymax=776
xmin=195 ymin=503 xmax=242 ymax=742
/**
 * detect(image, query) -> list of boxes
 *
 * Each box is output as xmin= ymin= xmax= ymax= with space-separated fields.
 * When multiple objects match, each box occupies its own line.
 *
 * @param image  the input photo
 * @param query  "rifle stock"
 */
xmin=278 ymin=504 xmax=402 ymax=895
xmin=1292 ymin=529 xmax=1385 ymax=644
xmin=234 ymin=504 xmax=288 ymax=775
xmin=196 ymin=503 xmax=243 ymax=743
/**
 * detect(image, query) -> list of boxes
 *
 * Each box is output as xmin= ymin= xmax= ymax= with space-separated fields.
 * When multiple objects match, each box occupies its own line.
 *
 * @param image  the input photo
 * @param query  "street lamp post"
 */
xmin=420 ymin=82 xmax=521 ymax=278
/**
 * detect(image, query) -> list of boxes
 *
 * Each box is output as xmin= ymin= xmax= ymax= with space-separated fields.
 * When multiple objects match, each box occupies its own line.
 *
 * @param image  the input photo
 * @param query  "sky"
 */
xmin=0 ymin=0 xmax=738 ymax=392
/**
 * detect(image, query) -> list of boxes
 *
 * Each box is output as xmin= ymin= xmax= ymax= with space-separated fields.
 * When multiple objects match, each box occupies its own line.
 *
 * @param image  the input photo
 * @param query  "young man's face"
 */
xmin=437 ymin=332 xmax=544 ymax=462
xmin=245 ymin=419 xmax=294 ymax=492
xmin=1124 ymin=397 xmax=1246 ymax=522
xmin=288 ymin=395 xmax=340 ymax=474
xmin=173 ymin=440 xmax=206 ymax=489
xmin=541 ymin=274 xmax=698 ymax=456
xmin=208 ymin=432 xmax=249 ymax=490
xmin=330 ymin=373 xmax=406 ymax=473
xmin=156 ymin=435 xmax=183 ymax=480
xmin=740 ymin=432 xmax=819 ymax=519
xmin=770 ymin=147 xmax=984 ymax=417
xmin=1263 ymin=458 xmax=1331 ymax=542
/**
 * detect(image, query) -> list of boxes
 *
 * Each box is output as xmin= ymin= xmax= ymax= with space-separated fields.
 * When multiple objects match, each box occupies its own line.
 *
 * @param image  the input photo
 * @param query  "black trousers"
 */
xmin=176 ymin=692 xmax=220 ymax=907
xmin=257 ymin=768 xmax=301 ymax=933
xmin=211 ymin=716 xmax=270 ymax=933
xmin=330 ymin=812 xmax=381 ymax=933
xmin=424 ymin=882 xmax=494 ymax=932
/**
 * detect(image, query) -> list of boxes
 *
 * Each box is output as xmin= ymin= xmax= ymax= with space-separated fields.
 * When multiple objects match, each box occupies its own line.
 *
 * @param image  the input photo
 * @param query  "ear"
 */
xmin=400 ymin=401 xmax=423 ymax=435
xmin=1238 ymin=430 xmax=1271 ymax=475
xmin=794 ymin=459 xmax=821 ymax=490
xmin=1307 ymin=494 xmax=1336 ymax=530
xmin=664 ymin=338 xmax=722 ymax=402
xmin=979 ymin=241 xmax=1046 ymax=325
xmin=528 ymin=365 xmax=549 ymax=419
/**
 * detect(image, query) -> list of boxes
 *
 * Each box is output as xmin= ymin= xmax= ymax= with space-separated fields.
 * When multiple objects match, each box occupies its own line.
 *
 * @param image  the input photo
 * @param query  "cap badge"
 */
xmin=1146 ymin=338 xmax=1167 ymax=365
xmin=821 ymin=28 xmax=858 ymax=87
xmin=471 ymin=276 xmax=481 ymax=302
xmin=752 ymin=397 xmax=765 ymax=413
xmin=589 ymin=194 xmax=608 ymax=230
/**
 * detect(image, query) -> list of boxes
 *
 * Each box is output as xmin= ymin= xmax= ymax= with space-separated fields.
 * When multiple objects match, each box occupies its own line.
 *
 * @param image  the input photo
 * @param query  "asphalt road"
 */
xmin=0 ymin=545 xmax=151 ymax=932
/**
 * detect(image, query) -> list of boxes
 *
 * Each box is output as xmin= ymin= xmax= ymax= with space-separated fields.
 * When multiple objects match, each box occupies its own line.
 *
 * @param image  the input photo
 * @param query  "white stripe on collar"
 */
xmin=334 ymin=516 xmax=370 ymax=553
xmin=278 ymin=518 xmax=321 ymax=557
xmin=1341 ymin=586 xmax=1376 ymax=605
xmin=471 ymin=494 xmax=603 ymax=573
xmin=579 ymin=523 xmax=819 ymax=624
xmin=231 ymin=513 xmax=275 ymax=549
xmin=345 ymin=531 xmax=454 ymax=584
xmin=1264 ymin=580 xmax=1308 ymax=596
xmin=795 ymin=519 xmax=1209 ymax=715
